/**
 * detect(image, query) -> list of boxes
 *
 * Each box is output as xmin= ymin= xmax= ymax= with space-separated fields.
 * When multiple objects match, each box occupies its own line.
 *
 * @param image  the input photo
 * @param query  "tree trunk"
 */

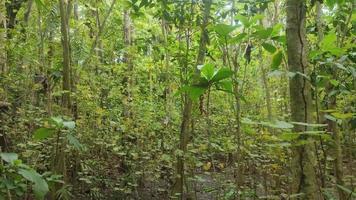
xmin=122 ymin=10 xmax=133 ymax=118
xmin=0 ymin=1 xmax=7 ymax=74
xmin=286 ymin=0 xmax=320 ymax=199
xmin=59 ymin=0 xmax=71 ymax=112
xmin=172 ymin=0 xmax=212 ymax=198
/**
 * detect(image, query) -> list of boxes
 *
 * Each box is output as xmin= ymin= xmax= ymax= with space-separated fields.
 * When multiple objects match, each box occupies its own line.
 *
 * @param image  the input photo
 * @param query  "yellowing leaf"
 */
xmin=203 ymin=162 xmax=212 ymax=171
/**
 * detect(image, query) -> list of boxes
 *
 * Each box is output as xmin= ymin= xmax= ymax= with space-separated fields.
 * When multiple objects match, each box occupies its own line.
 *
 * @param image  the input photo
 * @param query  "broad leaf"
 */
xmin=200 ymin=63 xmax=215 ymax=81
xmin=211 ymin=68 xmax=233 ymax=82
xmin=18 ymin=169 xmax=49 ymax=199
xmin=33 ymin=128 xmax=55 ymax=140
xmin=214 ymin=24 xmax=236 ymax=38
xmin=0 ymin=153 xmax=18 ymax=164
xmin=229 ymin=33 xmax=247 ymax=44
xmin=185 ymin=86 xmax=207 ymax=101
xmin=235 ymin=14 xmax=250 ymax=27
xmin=271 ymin=50 xmax=283 ymax=70
xmin=262 ymin=42 xmax=276 ymax=53
xmin=215 ymin=80 xmax=233 ymax=93
xmin=253 ymin=27 xmax=273 ymax=39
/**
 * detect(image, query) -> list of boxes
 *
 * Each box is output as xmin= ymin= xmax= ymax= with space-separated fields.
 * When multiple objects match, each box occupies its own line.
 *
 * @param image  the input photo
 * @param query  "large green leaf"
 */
xmin=262 ymin=42 xmax=276 ymax=53
xmin=235 ymin=14 xmax=250 ymax=27
xmin=18 ymin=169 xmax=49 ymax=199
xmin=215 ymin=80 xmax=233 ymax=93
xmin=229 ymin=33 xmax=247 ymax=44
xmin=211 ymin=68 xmax=233 ymax=82
xmin=271 ymin=50 xmax=283 ymax=70
xmin=0 ymin=153 xmax=18 ymax=164
xmin=200 ymin=63 xmax=215 ymax=81
xmin=253 ymin=27 xmax=273 ymax=39
xmin=184 ymin=86 xmax=207 ymax=101
xmin=33 ymin=128 xmax=55 ymax=140
xmin=214 ymin=24 xmax=236 ymax=38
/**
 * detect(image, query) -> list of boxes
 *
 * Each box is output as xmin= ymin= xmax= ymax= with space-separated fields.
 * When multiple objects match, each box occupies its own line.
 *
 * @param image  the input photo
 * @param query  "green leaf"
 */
xmin=251 ymin=14 xmax=264 ymax=24
xmin=67 ymin=134 xmax=84 ymax=151
xmin=229 ymin=33 xmax=247 ymax=44
xmin=324 ymin=114 xmax=337 ymax=122
xmin=271 ymin=50 xmax=283 ymax=70
xmin=235 ymin=14 xmax=250 ymax=27
xmin=33 ymin=128 xmax=55 ymax=140
xmin=0 ymin=153 xmax=18 ymax=164
xmin=271 ymin=35 xmax=286 ymax=45
xmin=186 ymin=86 xmax=207 ymax=101
xmin=336 ymin=184 xmax=356 ymax=197
xmin=253 ymin=27 xmax=273 ymax=39
xmin=214 ymin=24 xmax=236 ymax=38
xmin=211 ymin=68 xmax=233 ymax=82
xmin=63 ymin=121 xmax=75 ymax=129
xmin=262 ymin=42 xmax=276 ymax=53
xmin=34 ymin=0 xmax=47 ymax=10
xmin=200 ymin=63 xmax=215 ymax=81
xmin=321 ymin=34 xmax=337 ymax=52
xmin=331 ymin=112 xmax=353 ymax=119
xmin=49 ymin=117 xmax=64 ymax=127
xmin=325 ymin=0 xmax=336 ymax=8
xmin=215 ymin=80 xmax=233 ymax=93
xmin=18 ymin=169 xmax=49 ymax=199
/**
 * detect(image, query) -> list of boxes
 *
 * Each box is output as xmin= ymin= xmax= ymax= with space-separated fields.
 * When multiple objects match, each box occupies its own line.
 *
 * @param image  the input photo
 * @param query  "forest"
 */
xmin=0 ymin=0 xmax=355 ymax=199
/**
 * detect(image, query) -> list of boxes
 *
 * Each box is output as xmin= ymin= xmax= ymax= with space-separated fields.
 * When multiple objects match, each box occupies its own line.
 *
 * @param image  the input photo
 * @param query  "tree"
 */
xmin=286 ymin=0 xmax=320 ymax=198
xmin=172 ymin=0 xmax=212 ymax=198
xmin=59 ymin=0 xmax=72 ymax=112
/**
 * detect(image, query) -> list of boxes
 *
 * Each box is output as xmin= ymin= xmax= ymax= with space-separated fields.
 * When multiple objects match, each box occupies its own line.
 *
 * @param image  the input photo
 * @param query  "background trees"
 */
xmin=0 ymin=0 xmax=355 ymax=199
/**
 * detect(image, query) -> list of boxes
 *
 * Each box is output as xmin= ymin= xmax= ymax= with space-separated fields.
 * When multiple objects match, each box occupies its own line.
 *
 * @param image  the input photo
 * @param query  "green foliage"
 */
xmin=1 ymin=153 xmax=49 ymax=199
xmin=271 ymin=50 xmax=283 ymax=70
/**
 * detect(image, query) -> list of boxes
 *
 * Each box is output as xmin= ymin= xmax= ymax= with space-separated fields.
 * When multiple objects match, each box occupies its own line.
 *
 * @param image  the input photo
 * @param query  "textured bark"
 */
xmin=122 ymin=10 xmax=133 ymax=118
xmin=172 ymin=0 xmax=212 ymax=198
xmin=327 ymin=94 xmax=346 ymax=200
xmin=0 ymin=1 xmax=7 ymax=74
xmin=286 ymin=0 xmax=320 ymax=199
xmin=59 ymin=0 xmax=72 ymax=112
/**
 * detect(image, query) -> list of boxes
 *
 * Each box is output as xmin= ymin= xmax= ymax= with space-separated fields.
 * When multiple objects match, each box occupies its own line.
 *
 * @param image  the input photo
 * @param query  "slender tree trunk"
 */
xmin=0 ymin=1 xmax=7 ymax=74
xmin=286 ymin=0 xmax=320 ymax=199
xmin=172 ymin=0 xmax=212 ymax=198
xmin=122 ymin=10 xmax=133 ymax=118
xmin=259 ymin=49 xmax=273 ymax=121
xmin=59 ymin=0 xmax=71 ymax=112
xmin=326 ymin=92 xmax=346 ymax=199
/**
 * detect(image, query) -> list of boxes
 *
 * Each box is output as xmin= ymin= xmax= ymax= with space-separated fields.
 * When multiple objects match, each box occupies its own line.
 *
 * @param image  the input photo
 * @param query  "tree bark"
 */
xmin=122 ymin=9 xmax=133 ymax=118
xmin=59 ymin=0 xmax=71 ymax=112
xmin=0 ymin=1 xmax=7 ymax=74
xmin=286 ymin=0 xmax=320 ymax=199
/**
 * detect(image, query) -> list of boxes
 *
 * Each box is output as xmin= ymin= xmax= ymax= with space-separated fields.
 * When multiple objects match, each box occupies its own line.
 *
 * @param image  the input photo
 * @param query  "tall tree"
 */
xmin=286 ymin=0 xmax=320 ymax=198
xmin=59 ymin=0 xmax=72 ymax=112
xmin=172 ymin=0 xmax=212 ymax=198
